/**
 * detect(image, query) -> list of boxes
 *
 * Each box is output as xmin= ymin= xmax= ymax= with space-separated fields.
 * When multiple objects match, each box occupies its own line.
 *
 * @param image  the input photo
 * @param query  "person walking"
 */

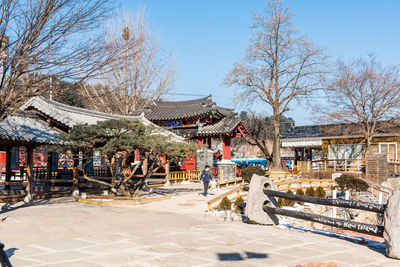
xmin=200 ymin=165 xmax=213 ymax=196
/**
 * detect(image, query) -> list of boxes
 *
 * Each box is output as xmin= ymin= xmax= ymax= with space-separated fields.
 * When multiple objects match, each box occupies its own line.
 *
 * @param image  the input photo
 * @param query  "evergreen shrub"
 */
xmin=241 ymin=166 xmax=266 ymax=183
xmin=218 ymin=197 xmax=232 ymax=211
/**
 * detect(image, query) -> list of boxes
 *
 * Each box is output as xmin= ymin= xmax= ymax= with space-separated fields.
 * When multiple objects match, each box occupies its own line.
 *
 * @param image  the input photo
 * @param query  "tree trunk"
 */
xmin=272 ymin=108 xmax=281 ymax=170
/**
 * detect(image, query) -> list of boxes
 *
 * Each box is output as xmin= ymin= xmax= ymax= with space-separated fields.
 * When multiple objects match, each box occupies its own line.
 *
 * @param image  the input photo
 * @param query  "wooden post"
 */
xmin=165 ymin=162 xmax=170 ymax=186
xmin=207 ymin=138 xmax=212 ymax=149
xmin=46 ymin=151 xmax=53 ymax=191
xmin=222 ymin=136 xmax=231 ymax=160
xmin=142 ymin=157 xmax=148 ymax=176
xmin=25 ymin=146 xmax=34 ymax=202
xmin=72 ymin=150 xmax=80 ymax=197
xmin=332 ymin=190 xmax=337 ymax=218
xmin=5 ymin=146 xmax=11 ymax=190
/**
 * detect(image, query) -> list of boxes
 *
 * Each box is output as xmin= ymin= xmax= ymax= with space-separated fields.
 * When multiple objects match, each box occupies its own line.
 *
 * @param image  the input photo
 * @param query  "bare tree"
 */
xmin=238 ymin=112 xmax=294 ymax=159
xmin=224 ymin=0 xmax=326 ymax=170
xmin=81 ymin=9 xmax=175 ymax=115
xmin=0 ymin=0 xmax=117 ymax=120
xmin=324 ymin=54 xmax=400 ymax=150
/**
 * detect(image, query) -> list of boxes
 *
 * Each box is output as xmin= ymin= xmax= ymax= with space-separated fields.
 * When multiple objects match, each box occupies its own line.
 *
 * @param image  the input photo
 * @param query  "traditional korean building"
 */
xmin=281 ymin=123 xmax=400 ymax=173
xmin=134 ymin=96 xmax=248 ymax=161
xmin=0 ymin=97 xmax=183 ymax=192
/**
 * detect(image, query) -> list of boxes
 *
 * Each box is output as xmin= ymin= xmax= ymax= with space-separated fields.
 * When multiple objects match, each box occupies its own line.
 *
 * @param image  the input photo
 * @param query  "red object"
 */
xmin=236 ymin=167 xmax=242 ymax=177
xmin=135 ymin=149 xmax=140 ymax=161
xmin=198 ymin=137 xmax=203 ymax=146
xmin=223 ymin=136 xmax=231 ymax=160
xmin=213 ymin=167 xmax=218 ymax=177
xmin=182 ymin=156 xmax=196 ymax=171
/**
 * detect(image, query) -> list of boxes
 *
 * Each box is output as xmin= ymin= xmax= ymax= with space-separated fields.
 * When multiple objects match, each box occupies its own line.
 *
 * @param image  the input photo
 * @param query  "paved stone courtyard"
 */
xmin=0 ymin=184 xmax=399 ymax=266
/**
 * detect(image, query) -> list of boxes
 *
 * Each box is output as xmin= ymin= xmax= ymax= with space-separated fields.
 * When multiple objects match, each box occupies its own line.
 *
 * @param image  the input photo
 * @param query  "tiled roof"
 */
xmin=134 ymin=95 xmax=235 ymax=121
xmin=281 ymin=125 xmax=329 ymax=139
xmin=18 ymin=97 xmax=184 ymax=143
xmin=0 ymin=112 xmax=62 ymax=144
xmin=281 ymin=123 xmax=400 ymax=140
xmin=21 ymin=96 xmax=152 ymax=128
xmin=197 ymin=116 xmax=242 ymax=136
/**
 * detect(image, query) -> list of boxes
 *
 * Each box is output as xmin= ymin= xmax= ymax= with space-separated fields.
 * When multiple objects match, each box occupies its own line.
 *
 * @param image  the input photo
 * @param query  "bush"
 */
xmin=218 ymin=197 xmax=232 ymax=211
xmin=241 ymin=166 xmax=266 ymax=183
xmin=234 ymin=196 xmax=244 ymax=213
xmin=315 ymin=186 xmax=326 ymax=198
xmin=305 ymin=187 xmax=315 ymax=197
xmin=335 ymin=174 xmax=369 ymax=193
xmin=302 ymin=170 xmax=334 ymax=180
xmin=284 ymin=190 xmax=296 ymax=207
xmin=277 ymin=198 xmax=285 ymax=208
xmin=296 ymin=188 xmax=305 ymax=204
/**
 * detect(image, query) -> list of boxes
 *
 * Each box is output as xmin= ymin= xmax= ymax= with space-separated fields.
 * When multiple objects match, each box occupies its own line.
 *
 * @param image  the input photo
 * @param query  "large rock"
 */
xmin=384 ymin=189 xmax=400 ymax=259
xmin=245 ymin=174 xmax=279 ymax=225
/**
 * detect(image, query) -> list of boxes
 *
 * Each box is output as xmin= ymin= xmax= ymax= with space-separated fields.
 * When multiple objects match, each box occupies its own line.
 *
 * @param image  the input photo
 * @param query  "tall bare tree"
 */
xmin=324 ymin=54 xmax=400 ymax=150
xmin=225 ymin=0 xmax=326 ymax=170
xmin=0 ymin=0 xmax=115 ymax=120
xmin=81 ymin=9 xmax=175 ymax=115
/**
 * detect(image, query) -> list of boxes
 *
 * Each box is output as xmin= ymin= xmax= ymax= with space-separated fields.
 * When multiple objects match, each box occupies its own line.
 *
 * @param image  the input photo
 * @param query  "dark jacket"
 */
xmin=200 ymin=169 xmax=212 ymax=182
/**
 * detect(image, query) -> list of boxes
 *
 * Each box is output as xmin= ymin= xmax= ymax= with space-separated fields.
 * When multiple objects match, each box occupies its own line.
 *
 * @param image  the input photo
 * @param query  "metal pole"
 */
xmin=332 ymin=189 xmax=337 ymax=218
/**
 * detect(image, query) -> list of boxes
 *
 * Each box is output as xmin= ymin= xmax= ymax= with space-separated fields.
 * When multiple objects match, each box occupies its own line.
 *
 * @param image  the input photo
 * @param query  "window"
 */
xmin=328 ymin=144 xmax=365 ymax=160
xmin=371 ymin=143 xmax=398 ymax=160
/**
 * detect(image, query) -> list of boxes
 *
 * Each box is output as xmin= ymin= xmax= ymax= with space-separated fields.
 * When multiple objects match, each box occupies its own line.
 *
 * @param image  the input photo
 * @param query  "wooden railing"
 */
xmin=169 ymin=170 xmax=201 ymax=184
xmin=207 ymin=185 xmax=247 ymax=211
xmin=263 ymin=185 xmax=385 ymax=237
xmin=275 ymin=179 xmax=335 ymax=194
xmin=207 ymin=178 xmax=335 ymax=211
xmin=297 ymin=159 xmax=365 ymax=173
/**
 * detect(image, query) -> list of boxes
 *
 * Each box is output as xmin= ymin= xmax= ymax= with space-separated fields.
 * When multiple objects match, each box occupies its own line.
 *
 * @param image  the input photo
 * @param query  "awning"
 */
xmin=281 ymin=139 xmax=322 ymax=148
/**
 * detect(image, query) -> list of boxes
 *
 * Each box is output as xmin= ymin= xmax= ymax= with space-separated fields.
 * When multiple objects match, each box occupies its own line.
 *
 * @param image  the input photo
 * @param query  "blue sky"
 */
xmin=119 ymin=0 xmax=400 ymax=125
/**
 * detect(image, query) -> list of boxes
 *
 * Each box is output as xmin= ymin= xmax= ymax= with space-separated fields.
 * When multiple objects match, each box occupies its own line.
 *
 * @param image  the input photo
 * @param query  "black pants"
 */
xmin=203 ymin=181 xmax=209 ymax=196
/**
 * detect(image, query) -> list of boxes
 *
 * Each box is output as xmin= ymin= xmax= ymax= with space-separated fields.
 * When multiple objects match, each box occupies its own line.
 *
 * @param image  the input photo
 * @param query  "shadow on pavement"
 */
xmin=217 ymin=251 xmax=268 ymax=261
xmin=1 ymin=197 xmax=74 ymax=215
xmin=282 ymin=224 xmax=386 ymax=256
xmin=5 ymin=248 xmax=18 ymax=258
xmin=154 ymin=187 xmax=202 ymax=195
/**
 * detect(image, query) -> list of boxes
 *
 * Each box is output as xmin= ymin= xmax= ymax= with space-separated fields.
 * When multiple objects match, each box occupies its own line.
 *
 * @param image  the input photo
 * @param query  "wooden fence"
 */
xmin=297 ymin=159 xmax=365 ymax=173
xmin=207 ymin=185 xmax=247 ymax=211
xmin=168 ymin=170 xmax=201 ymax=184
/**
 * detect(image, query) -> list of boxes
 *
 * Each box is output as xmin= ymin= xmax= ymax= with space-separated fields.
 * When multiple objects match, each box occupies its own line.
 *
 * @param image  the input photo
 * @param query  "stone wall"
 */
xmin=196 ymin=149 xmax=214 ymax=171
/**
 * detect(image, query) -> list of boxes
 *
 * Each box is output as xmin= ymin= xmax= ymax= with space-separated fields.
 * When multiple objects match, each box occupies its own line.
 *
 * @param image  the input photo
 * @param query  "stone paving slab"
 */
xmin=0 ymin=184 xmax=399 ymax=266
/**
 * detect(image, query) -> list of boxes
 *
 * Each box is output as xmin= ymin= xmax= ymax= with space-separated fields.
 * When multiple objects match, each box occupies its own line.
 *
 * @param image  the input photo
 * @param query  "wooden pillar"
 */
xmin=25 ymin=146 xmax=34 ymax=202
xmin=5 ymin=146 xmax=11 ymax=190
xmin=165 ymin=162 xmax=170 ymax=186
xmin=207 ymin=138 xmax=212 ymax=149
xmin=223 ymin=136 xmax=231 ymax=160
xmin=135 ymin=149 xmax=140 ymax=162
xmin=72 ymin=150 xmax=79 ymax=196
xmin=46 ymin=151 xmax=53 ymax=191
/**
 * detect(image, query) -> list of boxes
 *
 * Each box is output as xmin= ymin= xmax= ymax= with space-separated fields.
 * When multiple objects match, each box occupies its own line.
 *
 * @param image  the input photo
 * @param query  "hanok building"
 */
xmin=0 ymin=96 xmax=183 ymax=195
xmin=281 ymin=123 xmax=400 ymax=175
xmin=134 ymin=96 xmax=248 ymax=162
